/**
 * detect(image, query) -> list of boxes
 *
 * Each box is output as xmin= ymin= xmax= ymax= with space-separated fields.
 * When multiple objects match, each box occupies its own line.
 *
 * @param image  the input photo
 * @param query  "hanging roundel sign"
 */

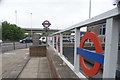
xmin=42 ymin=20 xmax=51 ymax=28
xmin=79 ymin=32 xmax=103 ymax=76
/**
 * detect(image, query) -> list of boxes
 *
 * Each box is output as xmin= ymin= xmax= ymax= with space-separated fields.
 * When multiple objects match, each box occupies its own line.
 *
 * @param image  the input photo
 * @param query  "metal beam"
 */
xmin=22 ymin=28 xmax=60 ymax=33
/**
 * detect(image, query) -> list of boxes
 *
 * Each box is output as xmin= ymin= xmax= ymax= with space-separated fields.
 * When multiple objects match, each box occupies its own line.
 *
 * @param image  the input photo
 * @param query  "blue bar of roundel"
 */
xmin=57 ymin=42 xmax=60 ymax=46
xmin=43 ymin=23 xmax=50 ymax=25
xmin=77 ymin=48 xmax=104 ymax=64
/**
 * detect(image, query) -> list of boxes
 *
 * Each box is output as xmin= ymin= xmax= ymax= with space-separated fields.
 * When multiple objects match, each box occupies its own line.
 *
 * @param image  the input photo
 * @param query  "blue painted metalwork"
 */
xmin=43 ymin=23 xmax=50 ymax=25
xmin=57 ymin=42 xmax=60 ymax=46
xmin=77 ymin=48 xmax=104 ymax=64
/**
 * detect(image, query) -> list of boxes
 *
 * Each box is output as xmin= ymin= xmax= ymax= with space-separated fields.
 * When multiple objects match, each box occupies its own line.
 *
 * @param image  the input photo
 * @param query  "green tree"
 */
xmin=2 ymin=21 xmax=25 ymax=41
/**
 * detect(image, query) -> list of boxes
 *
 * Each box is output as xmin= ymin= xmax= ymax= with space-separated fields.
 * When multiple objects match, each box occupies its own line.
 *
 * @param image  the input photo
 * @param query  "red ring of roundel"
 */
xmin=79 ymin=32 xmax=103 ymax=76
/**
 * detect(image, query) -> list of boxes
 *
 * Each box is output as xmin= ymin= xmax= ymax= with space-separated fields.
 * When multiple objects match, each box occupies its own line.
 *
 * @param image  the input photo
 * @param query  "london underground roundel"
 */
xmin=42 ymin=20 xmax=51 ymax=28
xmin=77 ymin=32 xmax=104 ymax=76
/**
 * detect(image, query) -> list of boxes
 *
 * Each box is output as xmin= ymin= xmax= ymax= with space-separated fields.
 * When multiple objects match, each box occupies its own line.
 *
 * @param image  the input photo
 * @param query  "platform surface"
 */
xmin=18 ymin=57 xmax=51 ymax=78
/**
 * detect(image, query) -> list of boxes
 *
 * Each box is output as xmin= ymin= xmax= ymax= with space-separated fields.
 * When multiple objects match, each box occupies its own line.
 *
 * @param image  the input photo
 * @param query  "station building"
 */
xmin=87 ymin=23 xmax=106 ymax=43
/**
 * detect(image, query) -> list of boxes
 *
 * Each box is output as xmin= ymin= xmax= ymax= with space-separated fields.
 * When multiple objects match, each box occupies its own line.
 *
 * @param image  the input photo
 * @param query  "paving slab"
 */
xmin=6 ymin=71 xmax=21 ymax=78
xmin=38 ymin=57 xmax=50 ymax=78
xmin=2 ymin=48 xmax=30 ymax=78
xmin=38 ymin=73 xmax=50 ymax=78
xmin=19 ymin=73 xmax=38 ymax=78
xmin=19 ymin=57 xmax=51 ymax=78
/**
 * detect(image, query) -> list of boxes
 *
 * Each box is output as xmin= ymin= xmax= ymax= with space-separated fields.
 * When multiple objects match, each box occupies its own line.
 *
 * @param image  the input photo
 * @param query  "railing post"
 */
xmin=52 ymin=36 xmax=55 ymax=48
xmin=74 ymin=28 xmax=80 ymax=72
xmin=60 ymin=33 xmax=66 ymax=65
xmin=48 ymin=37 xmax=50 ymax=45
xmin=103 ymin=17 xmax=119 ymax=78
xmin=50 ymin=37 xmax=51 ymax=43
xmin=49 ymin=37 xmax=51 ymax=45
xmin=48 ymin=36 xmax=50 ymax=45
xmin=56 ymin=35 xmax=58 ymax=52
xmin=60 ymin=33 xmax=63 ymax=56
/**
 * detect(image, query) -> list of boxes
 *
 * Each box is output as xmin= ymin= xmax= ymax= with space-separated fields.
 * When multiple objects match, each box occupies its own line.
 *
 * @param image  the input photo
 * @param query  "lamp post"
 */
xmin=89 ymin=0 xmax=91 ymax=18
xmin=15 ymin=10 xmax=17 ymax=25
xmin=30 ymin=13 xmax=32 ymax=36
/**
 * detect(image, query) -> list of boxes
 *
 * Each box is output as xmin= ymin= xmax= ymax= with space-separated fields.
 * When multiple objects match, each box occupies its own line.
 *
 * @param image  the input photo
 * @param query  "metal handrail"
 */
xmin=51 ymin=7 xmax=120 ymax=35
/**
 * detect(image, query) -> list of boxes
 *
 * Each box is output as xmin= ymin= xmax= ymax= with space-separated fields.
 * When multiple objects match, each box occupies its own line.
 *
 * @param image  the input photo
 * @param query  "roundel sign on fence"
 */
xmin=42 ymin=20 xmax=51 ymax=28
xmin=77 ymin=32 xmax=104 ymax=76
xmin=57 ymin=36 xmax=60 ymax=52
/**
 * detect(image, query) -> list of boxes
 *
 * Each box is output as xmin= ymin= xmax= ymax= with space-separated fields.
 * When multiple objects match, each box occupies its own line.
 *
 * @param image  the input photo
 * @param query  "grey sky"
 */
xmin=0 ymin=0 xmax=116 ymax=29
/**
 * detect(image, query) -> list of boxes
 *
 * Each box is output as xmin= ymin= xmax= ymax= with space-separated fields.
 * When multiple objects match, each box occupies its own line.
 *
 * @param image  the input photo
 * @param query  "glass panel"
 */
xmin=63 ymin=31 xmax=75 ymax=65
